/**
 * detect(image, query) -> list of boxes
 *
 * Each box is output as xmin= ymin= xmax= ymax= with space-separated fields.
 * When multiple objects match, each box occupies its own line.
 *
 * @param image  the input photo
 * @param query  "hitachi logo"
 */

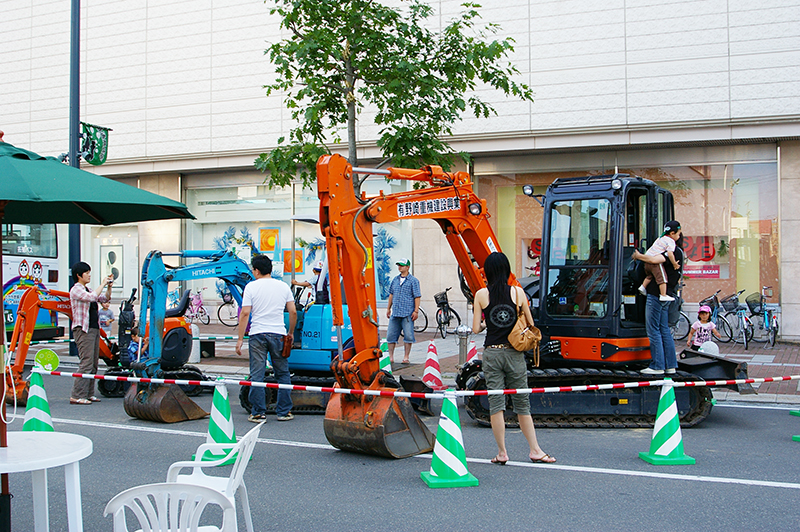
xmin=192 ymin=268 xmax=216 ymax=276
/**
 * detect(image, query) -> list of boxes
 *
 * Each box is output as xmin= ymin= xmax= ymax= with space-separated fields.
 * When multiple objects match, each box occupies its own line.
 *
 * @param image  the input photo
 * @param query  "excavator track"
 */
xmin=239 ymin=374 xmax=336 ymax=414
xmin=461 ymin=367 xmax=713 ymax=429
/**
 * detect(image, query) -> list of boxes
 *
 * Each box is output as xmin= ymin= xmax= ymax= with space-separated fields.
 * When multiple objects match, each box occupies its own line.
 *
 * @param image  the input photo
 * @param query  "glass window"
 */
xmin=1 ymin=224 xmax=57 ymax=258
xmin=545 ymin=199 xmax=610 ymax=318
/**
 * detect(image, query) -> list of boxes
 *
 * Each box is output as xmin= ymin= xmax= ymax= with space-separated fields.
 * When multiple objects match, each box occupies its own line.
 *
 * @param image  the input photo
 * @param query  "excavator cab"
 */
xmin=532 ymin=174 xmax=672 ymax=366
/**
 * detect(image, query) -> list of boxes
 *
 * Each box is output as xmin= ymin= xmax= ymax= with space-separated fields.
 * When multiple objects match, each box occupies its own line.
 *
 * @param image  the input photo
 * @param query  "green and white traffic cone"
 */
xmin=379 ymin=338 xmax=392 ymax=374
xmin=421 ymin=390 xmax=478 ymax=488
xmin=22 ymin=371 xmax=54 ymax=432
xmin=791 ymin=409 xmax=800 ymax=441
xmin=194 ymin=379 xmax=238 ymax=465
xmin=639 ymin=378 xmax=695 ymax=465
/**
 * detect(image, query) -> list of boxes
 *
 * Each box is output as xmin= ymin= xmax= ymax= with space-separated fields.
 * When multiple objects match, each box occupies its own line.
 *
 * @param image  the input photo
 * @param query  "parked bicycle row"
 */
xmin=671 ymin=285 xmax=779 ymax=349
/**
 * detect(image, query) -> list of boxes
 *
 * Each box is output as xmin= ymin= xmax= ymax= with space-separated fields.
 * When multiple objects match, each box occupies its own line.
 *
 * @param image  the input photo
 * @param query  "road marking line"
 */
xmin=715 ymin=403 xmax=800 ymax=411
xmin=457 ymin=459 xmax=800 ymax=490
xmin=16 ymin=415 xmax=798 ymax=490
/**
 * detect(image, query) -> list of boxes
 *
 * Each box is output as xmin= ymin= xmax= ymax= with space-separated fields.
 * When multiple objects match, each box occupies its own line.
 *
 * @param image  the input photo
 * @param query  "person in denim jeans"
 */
xmin=641 ymin=242 xmax=684 ymax=376
xmin=236 ymin=255 xmax=297 ymax=422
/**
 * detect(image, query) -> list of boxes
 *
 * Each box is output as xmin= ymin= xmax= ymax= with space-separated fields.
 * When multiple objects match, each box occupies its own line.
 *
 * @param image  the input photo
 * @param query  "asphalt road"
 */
xmin=5 ymin=376 xmax=800 ymax=531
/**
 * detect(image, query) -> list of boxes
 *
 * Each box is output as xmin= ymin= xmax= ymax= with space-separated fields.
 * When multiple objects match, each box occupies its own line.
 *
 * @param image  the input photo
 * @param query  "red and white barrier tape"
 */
xmin=31 ymin=369 xmax=800 ymax=400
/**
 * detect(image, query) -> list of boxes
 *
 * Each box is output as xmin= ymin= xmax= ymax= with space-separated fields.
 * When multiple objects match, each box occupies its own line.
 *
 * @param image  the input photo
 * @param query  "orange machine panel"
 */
xmin=553 ymin=336 xmax=651 ymax=364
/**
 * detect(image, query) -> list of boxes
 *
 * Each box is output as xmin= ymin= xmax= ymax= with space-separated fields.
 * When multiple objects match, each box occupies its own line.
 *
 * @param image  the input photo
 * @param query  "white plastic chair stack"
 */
xmin=104 ymin=481 xmax=236 ymax=532
xmin=167 ymin=421 xmax=263 ymax=532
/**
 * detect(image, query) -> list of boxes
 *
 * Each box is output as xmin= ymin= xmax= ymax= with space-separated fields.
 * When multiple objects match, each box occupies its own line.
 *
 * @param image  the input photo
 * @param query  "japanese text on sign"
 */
xmin=397 ymin=197 xmax=460 ymax=218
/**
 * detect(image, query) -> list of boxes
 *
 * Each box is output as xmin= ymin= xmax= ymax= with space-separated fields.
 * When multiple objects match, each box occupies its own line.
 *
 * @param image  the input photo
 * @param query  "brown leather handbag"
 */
xmin=281 ymin=334 xmax=293 ymax=358
xmin=507 ymin=303 xmax=541 ymax=366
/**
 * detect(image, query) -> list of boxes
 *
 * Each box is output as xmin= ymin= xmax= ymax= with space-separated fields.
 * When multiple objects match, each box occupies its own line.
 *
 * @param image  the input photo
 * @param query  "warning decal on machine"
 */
xmin=397 ymin=197 xmax=460 ymax=218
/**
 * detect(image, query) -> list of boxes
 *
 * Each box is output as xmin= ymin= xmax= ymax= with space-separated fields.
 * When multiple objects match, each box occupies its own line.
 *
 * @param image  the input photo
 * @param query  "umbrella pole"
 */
xmin=0 ymin=203 xmax=11 ymax=532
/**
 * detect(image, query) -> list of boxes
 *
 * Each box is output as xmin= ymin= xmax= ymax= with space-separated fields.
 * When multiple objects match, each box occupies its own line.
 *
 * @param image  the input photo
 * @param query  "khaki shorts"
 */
xmin=483 ymin=346 xmax=530 ymax=416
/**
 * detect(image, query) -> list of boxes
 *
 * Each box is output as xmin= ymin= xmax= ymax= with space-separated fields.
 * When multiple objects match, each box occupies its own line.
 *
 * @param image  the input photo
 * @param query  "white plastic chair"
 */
xmin=167 ymin=422 xmax=262 ymax=532
xmin=104 ymin=481 xmax=235 ymax=532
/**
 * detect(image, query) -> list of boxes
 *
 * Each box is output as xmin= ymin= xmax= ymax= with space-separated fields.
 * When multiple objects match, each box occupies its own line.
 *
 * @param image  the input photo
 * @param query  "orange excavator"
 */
xmin=4 ymin=287 xmax=118 ymax=404
xmin=317 ymin=154 xmax=508 ymax=458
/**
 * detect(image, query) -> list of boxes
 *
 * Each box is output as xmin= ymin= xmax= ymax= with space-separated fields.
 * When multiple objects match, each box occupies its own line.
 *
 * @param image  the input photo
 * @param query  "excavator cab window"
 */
xmin=544 ymin=198 xmax=610 ymax=318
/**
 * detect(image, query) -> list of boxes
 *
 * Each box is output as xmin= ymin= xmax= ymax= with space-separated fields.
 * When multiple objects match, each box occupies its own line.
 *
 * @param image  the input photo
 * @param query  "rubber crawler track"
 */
xmin=460 ymin=367 xmax=714 ymax=429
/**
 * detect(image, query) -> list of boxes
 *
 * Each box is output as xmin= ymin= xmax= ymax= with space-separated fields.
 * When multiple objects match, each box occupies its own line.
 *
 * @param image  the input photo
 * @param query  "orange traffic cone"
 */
xmin=466 ymin=340 xmax=479 ymax=364
xmin=422 ymin=340 xmax=445 ymax=390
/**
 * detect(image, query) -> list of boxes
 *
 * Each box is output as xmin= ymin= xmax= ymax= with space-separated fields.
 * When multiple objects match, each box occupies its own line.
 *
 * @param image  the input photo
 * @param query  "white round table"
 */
xmin=0 ymin=432 xmax=93 ymax=532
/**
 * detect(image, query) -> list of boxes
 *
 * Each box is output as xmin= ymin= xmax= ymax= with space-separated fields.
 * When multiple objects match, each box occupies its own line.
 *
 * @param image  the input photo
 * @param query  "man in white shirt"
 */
xmin=236 ymin=254 xmax=297 ymax=422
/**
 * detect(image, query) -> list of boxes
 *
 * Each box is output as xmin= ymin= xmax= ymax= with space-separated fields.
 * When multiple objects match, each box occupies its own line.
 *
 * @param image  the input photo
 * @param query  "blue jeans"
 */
xmin=248 ymin=333 xmax=292 ymax=417
xmin=386 ymin=315 xmax=415 ymax=344
xmin=645 ymin=294 xmax=677 ymax=371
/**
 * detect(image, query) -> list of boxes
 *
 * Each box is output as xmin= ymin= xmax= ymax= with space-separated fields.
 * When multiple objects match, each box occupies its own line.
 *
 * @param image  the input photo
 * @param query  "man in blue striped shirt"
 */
xmin=386 ymin=258 xmax=421 ymax=365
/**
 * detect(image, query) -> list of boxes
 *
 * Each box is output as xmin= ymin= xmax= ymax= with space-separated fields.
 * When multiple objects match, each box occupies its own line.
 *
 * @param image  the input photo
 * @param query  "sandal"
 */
xmin=530 ymin=453 xmax=556 ymax=464
xmin=490 ymin=455 xmax=508 ymax=465
xmin=70 ymin=398 xmax=91 ymax=405
xmin=89 ymin=396 xmax=101 ymax=402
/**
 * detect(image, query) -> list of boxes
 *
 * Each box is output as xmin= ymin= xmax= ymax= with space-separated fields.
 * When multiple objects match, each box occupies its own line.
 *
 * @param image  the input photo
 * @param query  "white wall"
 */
xmin=2 ymin=0 xmax=800 ymax=164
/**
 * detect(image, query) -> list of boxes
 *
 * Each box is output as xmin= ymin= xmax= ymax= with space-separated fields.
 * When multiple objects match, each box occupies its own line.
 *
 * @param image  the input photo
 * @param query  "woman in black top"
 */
xmin=472 ymin=252 xmax=555 ymax=465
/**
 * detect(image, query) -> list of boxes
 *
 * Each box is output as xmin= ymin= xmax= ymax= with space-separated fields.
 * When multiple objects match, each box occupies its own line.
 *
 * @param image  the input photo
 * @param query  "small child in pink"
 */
xmin=687 ymin=305 xmax=722 ymax=349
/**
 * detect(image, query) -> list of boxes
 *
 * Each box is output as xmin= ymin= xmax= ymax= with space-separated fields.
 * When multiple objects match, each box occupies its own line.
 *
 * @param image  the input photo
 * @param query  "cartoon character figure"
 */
xmin=18 ymin=259 xmax=29 ymax=278
xmin=31 ymin=261 xmax=43 ymax=281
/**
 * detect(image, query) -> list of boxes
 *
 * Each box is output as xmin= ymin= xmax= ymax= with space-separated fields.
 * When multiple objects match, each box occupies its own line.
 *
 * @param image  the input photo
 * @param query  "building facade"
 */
xmin=2 ymin=0 xmax=799 ymax=337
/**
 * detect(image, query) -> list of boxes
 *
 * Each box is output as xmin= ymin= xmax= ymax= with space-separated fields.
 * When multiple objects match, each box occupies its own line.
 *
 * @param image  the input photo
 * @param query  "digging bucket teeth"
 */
xmin=323 ymin=392 xmax=435 ymax=459
xmin=123 ymin=382 xmax=208 ymax=423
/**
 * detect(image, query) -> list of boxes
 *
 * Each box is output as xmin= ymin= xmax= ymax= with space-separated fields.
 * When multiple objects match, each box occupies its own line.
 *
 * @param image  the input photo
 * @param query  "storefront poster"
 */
xmin=683 ymin=264 xmax=720 ymax=278
xmin=283 ymin=249 xmax=304 ymax=274
xmin=259 ymin=227 xmax=280 ymax=252
xmin=100 ymin=245 xmax=123 ymax=288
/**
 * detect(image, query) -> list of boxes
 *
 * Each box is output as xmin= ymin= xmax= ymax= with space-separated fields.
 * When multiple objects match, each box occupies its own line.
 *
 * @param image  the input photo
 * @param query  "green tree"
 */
xmin=256 ymin=0 xmax=533 ymax=189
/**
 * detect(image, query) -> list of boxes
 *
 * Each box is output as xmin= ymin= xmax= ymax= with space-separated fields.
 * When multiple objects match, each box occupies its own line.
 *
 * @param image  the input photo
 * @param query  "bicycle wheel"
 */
xmin=768 ymin=314 xmax=778 ymax=347
xmin=741 ymin=317 xmax=753 ymax=350
xmin=750 ymin=314 xmax=768 ymax=343
xmin=670 ymin=312 xmax=690 ymax=341
xmin=716 ymin=315 xmax=733 ymax=343
xmin=217 ymin=302 xmax=239 ymax=327
xmin=197 ymin=305 xmax=210 ymax=325
xmin=435 ymin=307 xmax=461 ymax=339
xmin=413 ymin=307 xmax=428 ymax=333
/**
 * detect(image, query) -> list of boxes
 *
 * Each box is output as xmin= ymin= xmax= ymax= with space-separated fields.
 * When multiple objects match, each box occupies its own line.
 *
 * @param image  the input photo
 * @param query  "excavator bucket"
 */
xmin=123 ymin=383 xmax=208 ymax=423
xmin=323 ymin=392 xmax=435 ymax=459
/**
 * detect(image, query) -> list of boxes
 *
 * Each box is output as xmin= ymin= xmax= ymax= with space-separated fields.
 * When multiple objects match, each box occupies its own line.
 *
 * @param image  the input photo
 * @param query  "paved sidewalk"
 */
xmin=26 ymin=322 xmax=800 ymax=404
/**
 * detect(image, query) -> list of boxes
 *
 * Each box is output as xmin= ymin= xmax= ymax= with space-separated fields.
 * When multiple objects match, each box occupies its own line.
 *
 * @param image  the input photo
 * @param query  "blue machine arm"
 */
xmin=138 ymin=249 xmax=255 ymax=367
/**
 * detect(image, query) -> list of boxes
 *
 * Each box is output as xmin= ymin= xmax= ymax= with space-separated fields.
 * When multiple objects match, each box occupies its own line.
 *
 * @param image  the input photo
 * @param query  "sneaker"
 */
xmin=276 ymin=413 xmax=294 ymax=421
xmin=638 ymin=285 xmax=647 ymax=296
xmin=665 ymin=368 xmax=677 ymax=375
xmin=659 ymin=294 xmax=675 ymax=302
xmin=248 ymin=414 xmax=267 ymax=423
xmin=640 ymin=367 xmax=664 ymax=375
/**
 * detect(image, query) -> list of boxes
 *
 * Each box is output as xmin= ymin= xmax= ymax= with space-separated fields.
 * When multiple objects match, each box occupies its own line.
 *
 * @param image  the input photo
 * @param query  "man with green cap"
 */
xmin=386 ymin=258 xmax=421 ymax=364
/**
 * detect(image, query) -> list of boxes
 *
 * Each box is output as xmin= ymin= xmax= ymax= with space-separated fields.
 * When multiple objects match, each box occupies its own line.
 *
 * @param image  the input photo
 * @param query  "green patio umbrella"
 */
xmin=0 ymin=139 xmax=195 ymax=524
xmin=0 ymin=141 xmax=194 ymax=224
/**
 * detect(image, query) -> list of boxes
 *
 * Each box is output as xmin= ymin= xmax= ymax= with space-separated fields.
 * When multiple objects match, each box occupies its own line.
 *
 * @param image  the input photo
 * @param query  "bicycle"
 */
xmin=185 ymin=287 xmax=210 ymax=325
xmin=747 ymin=286 xmax=779 ymax=347
xmin=722 ymin=290 xmax=753 ymax=349
xmin=433 ymin=287 xmax=461 ymax=339
xmin=217 ymin=291 xmax=239 ymax=327
xmin=698 ymin=289 xmax=733 ymax=343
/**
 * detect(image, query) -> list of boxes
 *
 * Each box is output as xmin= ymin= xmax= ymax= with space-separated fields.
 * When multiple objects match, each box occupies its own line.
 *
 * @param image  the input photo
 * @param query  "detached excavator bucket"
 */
xmin=123 ymin=383 xmax=208 ymax=423
xmin=323 ymin=392 xmax=435 ymax=459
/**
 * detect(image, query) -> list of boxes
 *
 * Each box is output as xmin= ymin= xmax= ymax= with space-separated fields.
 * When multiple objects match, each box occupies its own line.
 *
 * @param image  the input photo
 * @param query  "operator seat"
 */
xmin=165 ymin=289 xmax=191 ymax=318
